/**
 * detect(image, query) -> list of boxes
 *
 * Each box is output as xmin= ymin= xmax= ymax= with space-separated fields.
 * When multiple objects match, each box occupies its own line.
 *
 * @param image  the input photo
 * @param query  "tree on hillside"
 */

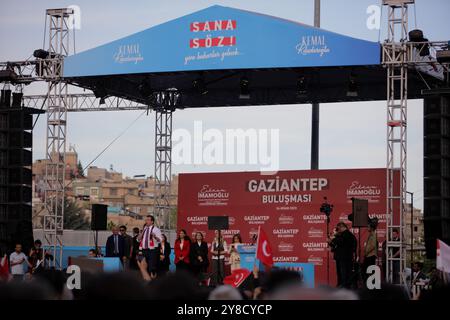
xmin=64 ymin=198 xmax=90 ymax=230
xmin=77 ymin=160 xmax=85 ymax=178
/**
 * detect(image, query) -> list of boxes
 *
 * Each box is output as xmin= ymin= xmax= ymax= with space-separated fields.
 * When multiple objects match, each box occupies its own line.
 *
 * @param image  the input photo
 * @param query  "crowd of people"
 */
xmin=1 ymin=215 xmax=449 ymax=300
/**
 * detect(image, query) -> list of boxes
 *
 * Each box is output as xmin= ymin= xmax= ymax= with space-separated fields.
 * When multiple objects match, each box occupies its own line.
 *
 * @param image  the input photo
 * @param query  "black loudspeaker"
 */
xmin=91 ymin=204 xmax=108 ymax=230
xmin=0 ymin=99 xmax=42 ymax=254
xmin=424 ymin=94 xmax=450 ymax=258
xmin=208 ymin=216 xmax=229 ymax=230
xmin=350 ymin=198 xmax=369 ymax=227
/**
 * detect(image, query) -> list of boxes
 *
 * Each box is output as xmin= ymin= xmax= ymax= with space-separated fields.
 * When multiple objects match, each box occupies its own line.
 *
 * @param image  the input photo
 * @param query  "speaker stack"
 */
xmin=0 ymin=89 xmax=43 ymax=254
xmin=424 ymin=94 xmax=450 ymax=258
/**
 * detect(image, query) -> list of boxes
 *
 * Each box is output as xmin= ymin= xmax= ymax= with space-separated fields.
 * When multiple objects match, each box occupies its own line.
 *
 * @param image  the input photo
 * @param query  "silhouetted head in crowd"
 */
xmin=146 ymin=271 xmax=200 ymax=300
xmin=358 ymin=283 xmax=409 ymax=300
xmin=419 ymin=285 xmax=450 ymax=300
xmin=82 ymin=272 xmax=150 ymax=299
xmin=33 ymin=269 xmax=69 ymax=299
xmin=133 ymin=227 xmax=140 ymax=236
xmin=262 ymin=268 xmax=303 ymax=294
xmin=0 ymin=280 xmax=55 ymax=300
xmin=270 ymin=285 xmax=359 ymax=300
xmin=209 ymin=285 xmax=243 ymax=300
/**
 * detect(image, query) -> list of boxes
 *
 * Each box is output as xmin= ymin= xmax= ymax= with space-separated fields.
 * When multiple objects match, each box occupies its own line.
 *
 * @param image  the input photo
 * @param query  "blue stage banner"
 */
xmin=93 ymin=257 xmax=123 ymax=272
xmin=64 ymin=5 xmax=380 ymax=77
xmin=237 ymin=245 xmax=315 ymax=288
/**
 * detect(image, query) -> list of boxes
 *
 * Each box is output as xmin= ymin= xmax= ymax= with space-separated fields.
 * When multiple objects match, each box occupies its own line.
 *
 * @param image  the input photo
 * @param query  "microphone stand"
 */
xmin=326 ymin=215 xmax=330 ymax=286
xmin=217 ymin=229 xmax=223 ymax=285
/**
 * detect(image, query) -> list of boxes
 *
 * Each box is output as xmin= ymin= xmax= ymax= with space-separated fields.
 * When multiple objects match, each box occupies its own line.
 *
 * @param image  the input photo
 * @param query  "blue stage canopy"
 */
xmin=63 ymin=5 xmax=381 ymax=77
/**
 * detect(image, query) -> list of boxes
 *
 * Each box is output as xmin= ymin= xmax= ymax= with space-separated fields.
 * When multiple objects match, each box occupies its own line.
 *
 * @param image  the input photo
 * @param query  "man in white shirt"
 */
xmin=9 ymin=243 xmax=32 ymax=281
xmin=138 ymin=215 xmax=162 ymax=279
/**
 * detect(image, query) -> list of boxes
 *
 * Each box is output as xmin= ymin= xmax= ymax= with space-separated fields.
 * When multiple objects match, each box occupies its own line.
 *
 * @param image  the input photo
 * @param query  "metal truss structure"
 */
xmin=41 ymin=8 xmax=74 ymax=269
xmin=382 ymin=0 xmax=449 ymax=285
xmin=383 ymin=1 xmax=409 ymax=285
xmin=152 ymin=90 xmax=179 ymax=231
xmin=23 ymin=94 xmax=147 ymax=112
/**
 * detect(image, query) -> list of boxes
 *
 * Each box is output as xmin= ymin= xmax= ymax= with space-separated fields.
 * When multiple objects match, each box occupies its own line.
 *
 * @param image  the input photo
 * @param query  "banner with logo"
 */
xmin=178 ymin=168 xmax=399 ymax=286
xmin=64 ymin=5 xmax=380 ymax=77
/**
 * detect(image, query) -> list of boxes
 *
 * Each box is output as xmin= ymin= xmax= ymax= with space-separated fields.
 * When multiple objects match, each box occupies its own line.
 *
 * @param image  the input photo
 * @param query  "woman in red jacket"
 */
xmin=174 ymin=229 xmax=191 ymax=272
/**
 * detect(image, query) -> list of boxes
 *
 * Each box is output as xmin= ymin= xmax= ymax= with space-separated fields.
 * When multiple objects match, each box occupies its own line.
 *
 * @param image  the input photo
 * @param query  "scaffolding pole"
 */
xmin=383 ymin=1 xmax=410 ymax=284
xmin=42 ymin=8 xmax=73 ymax=269
xmin=153 ymin=90 xmax=179 ymax=231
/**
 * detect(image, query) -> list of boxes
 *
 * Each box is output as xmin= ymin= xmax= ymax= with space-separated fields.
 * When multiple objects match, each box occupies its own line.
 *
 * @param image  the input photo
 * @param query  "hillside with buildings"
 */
xmin=32 ymin=149 xmax=178 ymax=231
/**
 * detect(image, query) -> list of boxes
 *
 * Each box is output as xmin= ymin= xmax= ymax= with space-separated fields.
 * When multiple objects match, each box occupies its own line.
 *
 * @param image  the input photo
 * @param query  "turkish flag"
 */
xmin=256 ymin=226 xmax=274 ymax=267
xmin=223 ymin=268 xmax=251 ymax=287
xmin=0 ymin=254 xmax=10 ymax=281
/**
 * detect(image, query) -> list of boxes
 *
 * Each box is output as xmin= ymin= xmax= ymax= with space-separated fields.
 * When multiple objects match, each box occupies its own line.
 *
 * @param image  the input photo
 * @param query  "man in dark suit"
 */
xmin=130 ymin=227 xmax=140 ymax=270
xmin=119 ymin=225 xmax=133 ymax=269
xmin=328 ymin=222 xmax=357 ymax=289
xmin=105 ymin=226 xmax=125 ymax=258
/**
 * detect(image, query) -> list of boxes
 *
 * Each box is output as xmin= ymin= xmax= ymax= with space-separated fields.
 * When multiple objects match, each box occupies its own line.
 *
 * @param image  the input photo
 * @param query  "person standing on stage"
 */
xmin=119 ymin=225 xmax=133 ymax=270
xmin=130 ymin=227 xmax=140 ymax=270
xmin=211 ymin=229 xmax=228 ymax=286
xmin=174 ymin=229 xmax=191 ymax=272
xmin=229 ymin=234 xmax=242 ymax=272
xmin=190 ymin=232 xmax=209 ymax=281
xmin=10 ymin=243 xmax=32 ymax=281
xmin=105 ymin=226 xmax=125 ymax=259
xmin=157 ymin=234 xmax=171 ymax=276
xmin=362 ymin=218 xmax=379 ymax=286
xmin=138 ymin=215 xmax=162 ymax=279
xmin=28 ymin=239 xmax=44 ymax=273
xmin=328 ymin=222 xmax=357 ymax=289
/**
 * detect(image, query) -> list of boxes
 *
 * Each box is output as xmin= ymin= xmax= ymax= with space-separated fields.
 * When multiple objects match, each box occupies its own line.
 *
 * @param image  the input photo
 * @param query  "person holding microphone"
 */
xmin=137 ymin=215 xmax=162 ymax=280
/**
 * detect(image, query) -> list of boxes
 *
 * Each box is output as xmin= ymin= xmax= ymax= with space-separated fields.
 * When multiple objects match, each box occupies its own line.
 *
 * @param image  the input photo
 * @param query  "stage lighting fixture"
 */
xmin=239 ymin=76 xmax=250 ymax=99
xmin=33 ymin=49 xmax=50 ymax=59
xmin=192 ymin=77 xmax=208 ymax=95
xmin=296 ymin=76 xmax=308 ymax=97
xmin=93 ymin=86 xmax=107 ymax=106
xmin=138 ymin=79 xmax=153 ymax=98
xmin=346 ymin=74 xmax=358 ymax=97
xmin=0 ymin=69 xmax=18 ymax=82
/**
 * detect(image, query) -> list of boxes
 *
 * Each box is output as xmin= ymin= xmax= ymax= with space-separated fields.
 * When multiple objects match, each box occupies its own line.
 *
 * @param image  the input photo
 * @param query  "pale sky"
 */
xmin=2 ymin=0 xmax=450 ymax=210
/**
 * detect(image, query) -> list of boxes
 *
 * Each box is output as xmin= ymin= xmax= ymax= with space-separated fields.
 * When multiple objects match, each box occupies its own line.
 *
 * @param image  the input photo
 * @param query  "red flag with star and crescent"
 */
xmin=223 ymin=268 xmax=252 ymax=287
xmin=256 ymin=226 xmax=274 ymax=267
